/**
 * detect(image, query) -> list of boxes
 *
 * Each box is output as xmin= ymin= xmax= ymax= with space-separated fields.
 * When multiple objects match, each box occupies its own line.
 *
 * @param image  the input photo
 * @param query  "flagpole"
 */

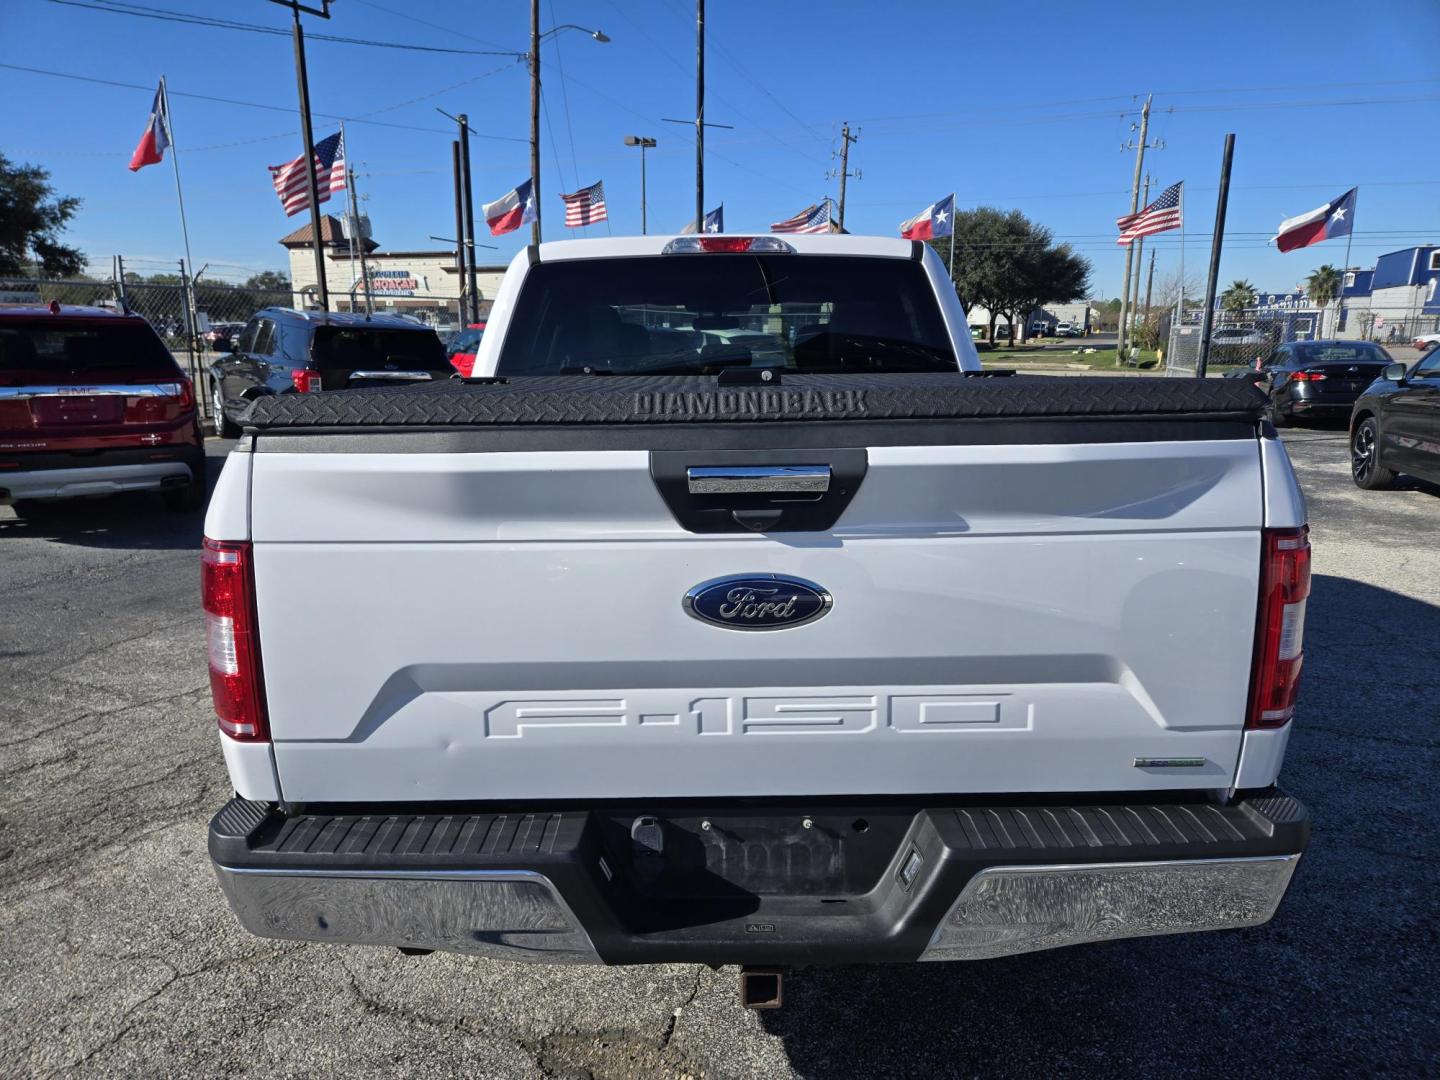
xmin=1339 ymin=187 xmax=1357 ymax=337
xmin=948 ymin=191 xmax=957 ymax=282
xmin=159 ymin=76 xmax=198 ymax=386
xmin=1177 ymin=183 xmax=1186 ymax=329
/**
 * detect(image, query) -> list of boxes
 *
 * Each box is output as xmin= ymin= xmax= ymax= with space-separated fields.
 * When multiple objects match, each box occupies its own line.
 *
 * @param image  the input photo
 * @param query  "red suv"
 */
xmin=0 ymin=304 xmax=206 ymax=513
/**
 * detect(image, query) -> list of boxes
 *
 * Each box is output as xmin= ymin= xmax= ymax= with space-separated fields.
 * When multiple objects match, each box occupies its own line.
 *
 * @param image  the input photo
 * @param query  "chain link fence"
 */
xmin=1164 ymin=309 xmax=1321 ymax=377
xmin=1340 ymin=308 xmax=1440 ymax=346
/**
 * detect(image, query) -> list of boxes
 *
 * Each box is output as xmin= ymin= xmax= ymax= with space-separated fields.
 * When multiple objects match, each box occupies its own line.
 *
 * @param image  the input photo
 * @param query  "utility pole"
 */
xmin=458 ymin=115 xmax=479 ymax=323
xmin=1143 ymin=246 xmax=1156 ymax=321
xmin=1115 ymin=94 xmax=1161 ymax=364
xmin=1197 ymin=133 xmax=1236 ymax=380
xmin=1129 ymin=172 xmax=1151 ymax=349
xmin=270 ymin=0 xmax=333 ymax=312
xmin=439 ymin=110 xmax=481 ymax=322
xmin=451 ymin=140 xmax=467 ymax=323
xmin=829 ymin=123 xmax=861 ymax=231
xmin=529 ymin=0 xmax=542 ymax=244
xmin=346 ymin=165 xmax=372 ymax=315
xmin=695 ymin=0 xmax=705 ymax=231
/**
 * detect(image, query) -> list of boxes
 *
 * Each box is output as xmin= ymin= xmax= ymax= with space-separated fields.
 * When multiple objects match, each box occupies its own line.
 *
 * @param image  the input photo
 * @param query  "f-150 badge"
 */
xmin=684 ymin=574 xmax=831 ymax=631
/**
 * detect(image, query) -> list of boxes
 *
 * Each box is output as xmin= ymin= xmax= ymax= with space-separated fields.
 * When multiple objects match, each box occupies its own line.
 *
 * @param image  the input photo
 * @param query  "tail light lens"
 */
xmin=662 ymin=236 xmax=796 ymax=254
xmin=291 ymin=368 xmax=323 ymax=393
xmin=1247 ymin=526 xmax=1311 ymax=729
xmin=1290 ymin=371 xmax=1327 ymax=382
xmin=452 ymin=354 xmax=476 ymax=378
xmin=202 ymin=538 xmax=269 ymax=741
xmin=122 ymin=379 xmax=195 ymax=424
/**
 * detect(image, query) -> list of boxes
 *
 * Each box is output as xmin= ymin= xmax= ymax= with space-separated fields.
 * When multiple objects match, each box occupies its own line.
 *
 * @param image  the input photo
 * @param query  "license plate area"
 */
xmin=600 ymin=807 xmax=912 ymax=904
xmin=31 ymin=395 xmax=125 ymax=425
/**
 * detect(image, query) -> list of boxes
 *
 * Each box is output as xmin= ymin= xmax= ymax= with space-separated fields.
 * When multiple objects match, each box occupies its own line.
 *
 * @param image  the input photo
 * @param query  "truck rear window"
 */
xmin=312 ymin=328 xmax=446 ymax=371
xmin=0 ymin=320 xmax=180 ymax=380
xmin=495 ymin=255 xmax=957 ymax=376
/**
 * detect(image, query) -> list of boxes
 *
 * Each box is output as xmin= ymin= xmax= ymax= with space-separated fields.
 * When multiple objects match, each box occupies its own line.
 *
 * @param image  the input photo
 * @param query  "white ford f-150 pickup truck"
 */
xmin=203 ymin=234 xmax=1309 ymax=982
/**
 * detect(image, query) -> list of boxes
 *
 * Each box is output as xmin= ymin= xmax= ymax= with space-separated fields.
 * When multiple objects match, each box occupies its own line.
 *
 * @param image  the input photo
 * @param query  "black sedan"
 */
xmin=1350 ymin=346 xmax=1440 ymax=489
xmin=1241 ymin=340 xmax=1395 ymax=427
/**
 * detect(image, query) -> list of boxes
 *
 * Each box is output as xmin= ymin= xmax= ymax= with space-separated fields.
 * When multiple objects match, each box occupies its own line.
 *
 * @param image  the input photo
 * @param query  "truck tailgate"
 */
xmin=243 ymin=379 xmax=1268 ymax=801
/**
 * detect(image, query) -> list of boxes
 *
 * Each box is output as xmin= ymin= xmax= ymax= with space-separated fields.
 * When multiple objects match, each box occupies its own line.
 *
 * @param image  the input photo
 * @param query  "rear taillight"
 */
xmin=291 ymin=368 xmax=323 ymax=393
xmin=452 ymin=354 xmax=476 ymax=378
xmin=202 ymin=538 xmax=269 ymax=741
xmin=1290 ymin=371 xmax=1327 ymax=382
xmin=1247 ymin=526 xmax=1311 ymax=729
xmin=122 ymin=379 xmax=195 ymax=423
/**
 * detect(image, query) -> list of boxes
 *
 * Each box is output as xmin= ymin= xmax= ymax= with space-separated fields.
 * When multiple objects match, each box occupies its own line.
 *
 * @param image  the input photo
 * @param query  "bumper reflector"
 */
xmin=919 ymin=855 xmax=1300 ymax=961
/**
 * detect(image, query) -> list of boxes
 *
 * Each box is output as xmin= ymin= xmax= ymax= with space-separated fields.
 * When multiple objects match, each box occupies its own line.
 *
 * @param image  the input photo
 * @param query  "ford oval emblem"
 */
xmin=683 ymin=574 xmax=832 ymax=631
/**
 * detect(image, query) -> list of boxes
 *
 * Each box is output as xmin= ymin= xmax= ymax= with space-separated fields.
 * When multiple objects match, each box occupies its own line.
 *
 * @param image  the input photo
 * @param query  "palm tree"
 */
xmin=1221 ymin=279 xmax=1256 ymax=313
xmin=1305 ymin=265 xmax=1341 ymax=308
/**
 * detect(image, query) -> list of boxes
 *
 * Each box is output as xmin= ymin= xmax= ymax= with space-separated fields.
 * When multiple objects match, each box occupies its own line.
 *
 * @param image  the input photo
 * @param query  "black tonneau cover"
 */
xmin=243 ymin=373 xmax=1266 ymax=432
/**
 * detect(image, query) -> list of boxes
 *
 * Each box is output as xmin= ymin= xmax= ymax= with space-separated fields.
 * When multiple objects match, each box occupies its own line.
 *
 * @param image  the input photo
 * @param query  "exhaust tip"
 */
xmin=740 ymin=967 xmax=783 ymax=1010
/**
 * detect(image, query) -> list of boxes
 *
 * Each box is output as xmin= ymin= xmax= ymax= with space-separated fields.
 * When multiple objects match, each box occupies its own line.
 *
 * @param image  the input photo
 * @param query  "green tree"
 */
xmin=1304 ymin=264 xmax=1341 ymax=308
xmin=244 ymin=270 xmax=290 ymax=291
xmin=0 ymin=153 xmax=84 ymax=276
xmin=1221 ymin=279 xmax=1256 ymax=313
xmin=932 ymin=208 xmax=1090 ymax=345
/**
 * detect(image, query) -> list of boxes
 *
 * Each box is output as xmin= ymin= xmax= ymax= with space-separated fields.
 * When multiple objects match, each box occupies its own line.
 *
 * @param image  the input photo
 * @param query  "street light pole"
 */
xmin=624 ymin=136 xmax=656 ymax=234
xmin=526 ymin=13 xmax=610 ymax=245
xmin=529 ymin=0 xmax=541 ymax=245
xmin=695 ymin=0 xmax=705 ymax=232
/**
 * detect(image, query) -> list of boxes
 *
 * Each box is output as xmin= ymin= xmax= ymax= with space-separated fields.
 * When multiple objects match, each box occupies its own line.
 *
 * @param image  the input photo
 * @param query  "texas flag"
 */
xmin=128 ymin=83 xmax=171 ymax=172
xmin=483 ymin=178 xmax=536 ymax=236
xmin=898 ymin=193 xmax=955 ymax=240
xmin=1273 ymin=188 xmax=1356 ymax=253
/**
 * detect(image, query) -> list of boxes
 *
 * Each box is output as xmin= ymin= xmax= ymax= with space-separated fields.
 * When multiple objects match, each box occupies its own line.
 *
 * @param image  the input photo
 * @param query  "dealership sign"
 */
xmin=366 ymin=269 xmax=426 ymax=295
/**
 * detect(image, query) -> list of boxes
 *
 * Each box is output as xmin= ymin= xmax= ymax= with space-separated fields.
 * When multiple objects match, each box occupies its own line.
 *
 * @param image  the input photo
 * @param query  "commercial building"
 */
xmin=280 ymin=216 xmax=507 ymax=331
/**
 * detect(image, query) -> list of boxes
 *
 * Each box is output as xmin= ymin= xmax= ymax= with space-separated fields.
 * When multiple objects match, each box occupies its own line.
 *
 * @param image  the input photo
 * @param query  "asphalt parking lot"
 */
xmin=1 ymin=429 xmax=1437 ymax=1079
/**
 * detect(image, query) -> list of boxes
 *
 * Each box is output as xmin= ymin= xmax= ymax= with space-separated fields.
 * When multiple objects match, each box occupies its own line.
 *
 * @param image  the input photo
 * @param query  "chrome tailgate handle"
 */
xmin=686 ymin=465 xmax=831 ymax=495
xmin=346 ymin=370 xmax=433 ymax=381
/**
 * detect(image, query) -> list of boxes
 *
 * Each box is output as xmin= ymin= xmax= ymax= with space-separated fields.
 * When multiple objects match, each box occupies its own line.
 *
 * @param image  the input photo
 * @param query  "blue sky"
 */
xmin=3 ymin=0 xmax=1438 ymax=295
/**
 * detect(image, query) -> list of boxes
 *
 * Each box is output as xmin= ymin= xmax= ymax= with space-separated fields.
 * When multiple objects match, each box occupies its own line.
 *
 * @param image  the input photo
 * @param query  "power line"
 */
xmin=346 ymin=0 xmax=514 ymax=51
xmin=44 ymin=0 xmax=522 ymax=55
xmin=0 ymin=62 xmax=528 ymax=141
xmin=548 ymin=0 xmax=584 ymax=211
xmin=599 ymin=0 xmax=829 ymax=169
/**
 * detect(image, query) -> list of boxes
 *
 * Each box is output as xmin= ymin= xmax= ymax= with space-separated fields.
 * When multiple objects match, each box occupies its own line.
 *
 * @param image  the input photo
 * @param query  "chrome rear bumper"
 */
xmin=0 ymin=461 xmax=195 ymax=502
xmin=919 ymin=854 xmax=1300 ymax=961
xmin=210 ymin=795 xmax=1307 ymax=966
xmin=213 ymin=866 xmax=601 ymax=963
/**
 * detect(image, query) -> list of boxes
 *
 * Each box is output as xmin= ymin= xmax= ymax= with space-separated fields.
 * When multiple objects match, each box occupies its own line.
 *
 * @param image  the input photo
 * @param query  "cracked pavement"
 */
xmin=1 ymin=431 xmax=1437 ymax=1078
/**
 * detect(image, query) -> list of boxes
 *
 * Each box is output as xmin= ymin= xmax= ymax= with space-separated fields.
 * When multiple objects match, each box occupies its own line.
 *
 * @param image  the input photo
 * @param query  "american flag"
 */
xmin=268 ymin=131 xmax=346 ymax=217
xmin=770 ymin=201 xmax=832 ymax=234
xmin=1117 ymin=181 xmax=1182 ymax=245
xmin=560 ymin=180 xmax=608 ymax=227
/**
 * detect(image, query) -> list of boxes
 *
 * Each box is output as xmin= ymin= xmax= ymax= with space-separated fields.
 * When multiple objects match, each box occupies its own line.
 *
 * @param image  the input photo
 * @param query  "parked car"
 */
xmin=1412 ymin=332 xmax=1440 ymax=352
xmin=1254 ymin=340 xmax=1395 ymax=427
xmin=202 ymin=234 xmax=1308 ymax=984
xmin=444 ymin=322 xmax=486 ymax=377
xmin=203 ymin=321 xmax=245 ymax=352
xmin=209 ymin=308 xmax=451 ymax=438
xmin=1211 ymin=326 xmax=1273 ymax=350
xmin=1055 ymin=321 xmax=1082 ymax=338
xmin=0 ymin=303 xmax=205 ymax=512
xmin=1350 ymin=346 xmax=1440 ymax=489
